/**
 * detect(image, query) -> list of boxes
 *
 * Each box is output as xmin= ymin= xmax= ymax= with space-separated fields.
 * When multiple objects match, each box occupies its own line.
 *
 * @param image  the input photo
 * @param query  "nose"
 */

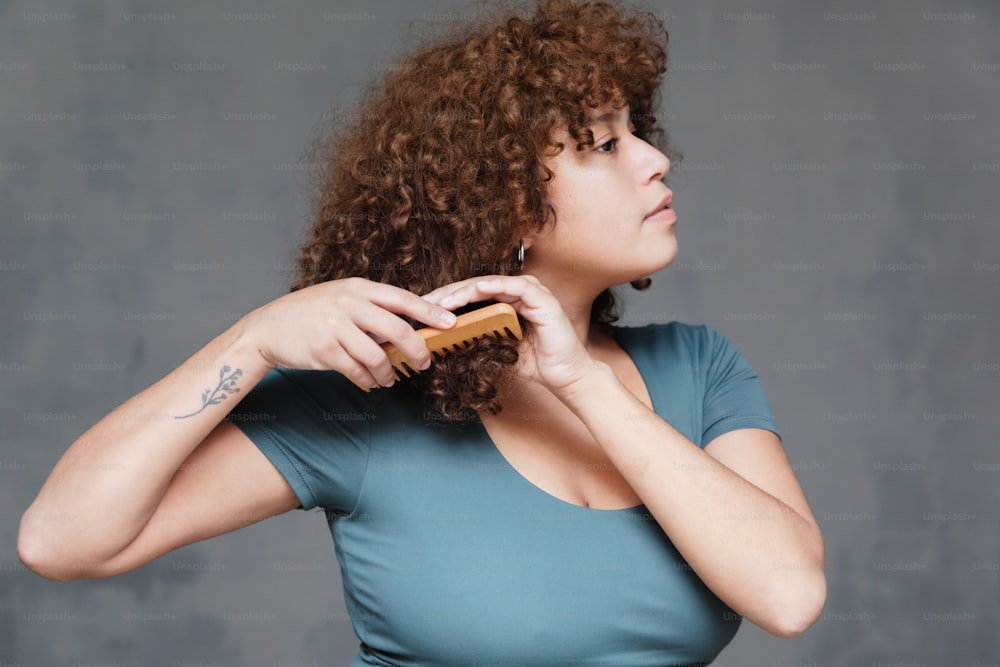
xmin=635 ymin=137 xmax=670 ymax=184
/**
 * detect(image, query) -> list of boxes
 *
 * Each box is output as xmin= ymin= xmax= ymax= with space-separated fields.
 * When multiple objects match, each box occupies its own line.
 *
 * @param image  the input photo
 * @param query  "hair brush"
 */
xmin=353 ymin=302 xmax=523 ymax=392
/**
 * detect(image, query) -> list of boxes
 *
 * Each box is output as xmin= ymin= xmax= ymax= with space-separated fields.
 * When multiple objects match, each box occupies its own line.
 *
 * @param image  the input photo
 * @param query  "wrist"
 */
xmin=552 ymin=360 xmax=617 ymax=411
xmin=232 ymin=310 xmax=277 ymax=372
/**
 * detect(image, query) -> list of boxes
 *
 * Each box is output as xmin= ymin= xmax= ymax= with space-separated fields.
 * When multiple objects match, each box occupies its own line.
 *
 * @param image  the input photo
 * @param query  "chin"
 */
xmin=612 ymin=241 xmax=678 ymax=285
xmin=647 ymin=244 xmax=679 ymax=275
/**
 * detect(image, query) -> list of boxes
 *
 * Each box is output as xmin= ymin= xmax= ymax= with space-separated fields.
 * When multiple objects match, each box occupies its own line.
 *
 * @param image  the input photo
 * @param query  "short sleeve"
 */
xmin=224 ymin=366 xmax=372 ymax=514
xmin=700 ymin=325 xmax=782 ymax=447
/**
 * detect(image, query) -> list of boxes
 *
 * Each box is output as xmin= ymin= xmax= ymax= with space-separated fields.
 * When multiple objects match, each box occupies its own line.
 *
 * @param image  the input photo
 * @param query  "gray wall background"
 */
xmin=2 ymin=0 xmax=997 ymax=665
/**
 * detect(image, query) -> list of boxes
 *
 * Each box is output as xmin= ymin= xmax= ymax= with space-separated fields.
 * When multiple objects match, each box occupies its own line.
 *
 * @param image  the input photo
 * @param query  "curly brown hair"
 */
xmin=289 ymin=0 xmax=680 ymax=421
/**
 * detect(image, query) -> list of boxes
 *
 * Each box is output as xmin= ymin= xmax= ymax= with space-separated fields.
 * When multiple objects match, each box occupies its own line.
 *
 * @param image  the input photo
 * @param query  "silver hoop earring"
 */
xmin=516 ymin=240 xmax=524 ymax=272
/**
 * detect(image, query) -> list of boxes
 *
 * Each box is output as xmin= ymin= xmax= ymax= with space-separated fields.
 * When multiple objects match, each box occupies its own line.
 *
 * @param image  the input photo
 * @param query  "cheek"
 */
xmin=543 ymin=162 xmax=629 ymax=231
xmin=552 ymin=182 xmax=601 ymax=221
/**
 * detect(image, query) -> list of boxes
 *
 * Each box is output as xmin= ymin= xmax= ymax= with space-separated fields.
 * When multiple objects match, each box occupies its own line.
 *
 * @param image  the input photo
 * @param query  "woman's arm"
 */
xmin=18 ymin=278 xmax=457 ymax=581
xmin=558 ymin=368 xmax=826 ymax=638
xmin=17 ymin=322 xmax=282 ymax=581
xmin=422 ymin=275 xmax=826 ymax=638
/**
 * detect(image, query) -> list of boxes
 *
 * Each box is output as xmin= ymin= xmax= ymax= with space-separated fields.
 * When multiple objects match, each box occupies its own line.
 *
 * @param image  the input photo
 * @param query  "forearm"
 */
xmin=559 ymin=364 xmax=824 ymax=635
xmin=19 ymin=317 xmax=273 ymax=568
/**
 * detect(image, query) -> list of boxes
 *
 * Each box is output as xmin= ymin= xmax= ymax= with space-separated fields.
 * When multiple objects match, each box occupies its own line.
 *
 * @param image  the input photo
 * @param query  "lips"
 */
xmin=645 ymin=193 xmax=673 ymax=219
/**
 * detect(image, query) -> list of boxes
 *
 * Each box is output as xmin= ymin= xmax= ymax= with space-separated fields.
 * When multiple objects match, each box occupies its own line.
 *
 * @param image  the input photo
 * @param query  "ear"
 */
xmin=519 ymin=222 xmax=551 ymax=251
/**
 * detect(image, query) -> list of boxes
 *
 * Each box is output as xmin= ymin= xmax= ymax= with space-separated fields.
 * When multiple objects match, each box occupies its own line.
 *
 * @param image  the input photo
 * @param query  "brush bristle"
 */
xmin=354 ymin=302 xmax=522 ymax=392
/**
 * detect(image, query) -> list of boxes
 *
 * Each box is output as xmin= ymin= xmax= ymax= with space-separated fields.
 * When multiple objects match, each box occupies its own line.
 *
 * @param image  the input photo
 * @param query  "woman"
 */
xmin=19 ymin=0 xmax=825 ymax=664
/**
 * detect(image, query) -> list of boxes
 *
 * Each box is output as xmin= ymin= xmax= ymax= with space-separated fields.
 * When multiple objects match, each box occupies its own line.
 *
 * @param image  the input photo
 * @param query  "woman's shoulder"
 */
xmin=604 ymin=319 xmax=716 ymax=353
xmin=250 ymin=365 xmax=367 ymax=408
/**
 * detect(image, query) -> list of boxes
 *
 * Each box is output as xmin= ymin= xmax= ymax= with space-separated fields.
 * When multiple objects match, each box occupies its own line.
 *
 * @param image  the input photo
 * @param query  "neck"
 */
xmin=493 ymin=285 xmax=616 ymax=413
xmin=528 ymin=271 xmax=611 ymax=351
xmin=489 ymin=276 xmax=619 ymax=413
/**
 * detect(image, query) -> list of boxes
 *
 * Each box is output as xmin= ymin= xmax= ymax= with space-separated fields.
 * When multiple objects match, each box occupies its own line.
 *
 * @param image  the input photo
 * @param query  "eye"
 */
xmin=596 ymin=137 xmax=619 ymax=153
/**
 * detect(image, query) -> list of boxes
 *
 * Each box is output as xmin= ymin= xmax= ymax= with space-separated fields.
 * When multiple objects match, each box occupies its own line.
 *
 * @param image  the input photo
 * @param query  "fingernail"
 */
xmin=438 ymin=310 xmax=457 ymax=325
xmin=419 ymin=358 xmax=432 ymax=370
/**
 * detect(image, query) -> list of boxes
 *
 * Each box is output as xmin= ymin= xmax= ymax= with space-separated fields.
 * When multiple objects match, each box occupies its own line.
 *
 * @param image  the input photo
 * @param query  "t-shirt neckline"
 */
xmin=471 ymin=324 xmax=652 ymax=513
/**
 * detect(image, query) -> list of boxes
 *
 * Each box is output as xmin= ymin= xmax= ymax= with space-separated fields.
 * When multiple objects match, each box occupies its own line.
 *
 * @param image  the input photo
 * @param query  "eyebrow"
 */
xmin=585 ymin=109 xmax=632 ymax=127
xmin=586 ymin=111 xmax=619 ymax=126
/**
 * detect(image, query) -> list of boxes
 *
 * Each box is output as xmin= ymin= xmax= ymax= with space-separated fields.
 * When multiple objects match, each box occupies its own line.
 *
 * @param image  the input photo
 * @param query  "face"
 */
xmin=523 ymin=105 xmax=676 ymax=293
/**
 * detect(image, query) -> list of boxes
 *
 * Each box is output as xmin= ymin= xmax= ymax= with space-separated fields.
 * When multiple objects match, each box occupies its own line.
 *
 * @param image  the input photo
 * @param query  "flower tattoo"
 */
xmin=175 ymin=365 xmax=243 ymax=419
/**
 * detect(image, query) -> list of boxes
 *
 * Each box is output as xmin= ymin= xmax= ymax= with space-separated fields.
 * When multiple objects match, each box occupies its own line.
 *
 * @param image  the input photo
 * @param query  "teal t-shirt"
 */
xmin=226 ymin=321 xmax=781 ymax=666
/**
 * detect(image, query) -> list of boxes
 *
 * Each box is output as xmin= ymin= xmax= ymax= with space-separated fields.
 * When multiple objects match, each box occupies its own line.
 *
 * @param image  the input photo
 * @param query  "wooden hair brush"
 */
xmin=355 ymin=302 xmax=522 ymax=391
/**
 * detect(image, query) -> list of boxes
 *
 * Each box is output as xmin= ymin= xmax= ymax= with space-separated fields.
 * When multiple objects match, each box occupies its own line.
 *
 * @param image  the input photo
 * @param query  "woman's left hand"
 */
xmin=421 ymin=275 xmax=602 ymax=395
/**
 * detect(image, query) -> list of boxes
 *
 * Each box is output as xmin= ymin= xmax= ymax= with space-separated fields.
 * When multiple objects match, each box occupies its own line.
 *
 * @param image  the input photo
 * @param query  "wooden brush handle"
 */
xmin=382 ymin=302 xmax=522 ymax=370
xmin=352 ymin=302 xmax=522 ymax=392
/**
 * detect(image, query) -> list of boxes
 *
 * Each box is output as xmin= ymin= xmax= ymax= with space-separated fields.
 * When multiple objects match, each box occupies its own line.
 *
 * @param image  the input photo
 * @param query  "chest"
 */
xmin=333 ymin=430 xmax=740 ymax=665
xmin=477 ymin=347 xmax=654 ymax=509
xmin=332 ymin=336 xmax=734 ymax=664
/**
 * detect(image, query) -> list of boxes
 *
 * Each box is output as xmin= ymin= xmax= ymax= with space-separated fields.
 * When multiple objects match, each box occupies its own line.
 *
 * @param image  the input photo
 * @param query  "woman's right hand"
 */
xmin=240 ymin=277 xmax=457 ymax=389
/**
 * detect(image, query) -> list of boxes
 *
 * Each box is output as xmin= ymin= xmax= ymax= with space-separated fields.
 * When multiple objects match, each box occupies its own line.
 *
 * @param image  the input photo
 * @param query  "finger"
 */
xmin=420 ymin=279 xmax=480 ymax=306
xmin=367 ymin=331 xmax=388 ymax=345
xmin=419 ymin=287 xmax=449 ymax=304
xmin=438 ymin=276 xmax=542 ymax=310
xmin=436 ymin=279 xmax=508 ymax=308
xmin=337 ymin=325 xmax=399 ymax=387
xmin=473 ymin=277 xmax=554 ymax=310
xmin=328 ymin=345 xmax=380 ymax=392
xmin=420 ymin=274 xmax=514 ymax=303
xmin=365 ymin=281 xmax=458 ymax=329
xmin=345 ymin=371 xmax=376 ymax=394
xmin=344 ymin=306 xmax=435 ymax=373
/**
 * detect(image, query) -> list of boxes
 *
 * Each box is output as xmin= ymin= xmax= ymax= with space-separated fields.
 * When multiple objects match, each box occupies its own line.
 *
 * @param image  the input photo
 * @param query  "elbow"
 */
xmin=764 ymin=568 xmax=827 ymax=638
xmin=17 ymin=531 xmax=76 ymax=582
xmin=765 ymin=522 xmax=827 ymax=638
xmin=18 ymin=512 xmax=89 ymax=582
